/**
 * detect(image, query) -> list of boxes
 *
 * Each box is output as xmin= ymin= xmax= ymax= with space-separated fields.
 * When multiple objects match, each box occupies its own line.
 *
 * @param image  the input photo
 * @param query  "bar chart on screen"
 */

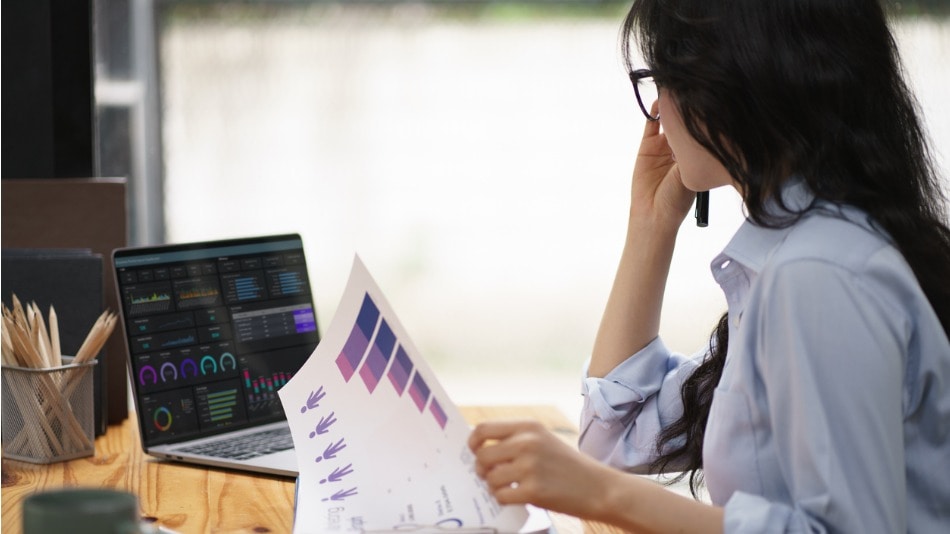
xmin=243 ymin=368 xmax=292 ymax=412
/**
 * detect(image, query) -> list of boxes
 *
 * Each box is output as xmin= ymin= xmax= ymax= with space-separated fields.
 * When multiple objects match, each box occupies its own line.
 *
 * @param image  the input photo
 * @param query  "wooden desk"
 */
xmin=2 ymin=405 xmax=623 ymax=534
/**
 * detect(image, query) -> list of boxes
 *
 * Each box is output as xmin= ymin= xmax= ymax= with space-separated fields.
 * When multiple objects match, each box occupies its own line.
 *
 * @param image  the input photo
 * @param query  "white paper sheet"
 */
xmin=279 ymin=256 xmax=542 ymax=533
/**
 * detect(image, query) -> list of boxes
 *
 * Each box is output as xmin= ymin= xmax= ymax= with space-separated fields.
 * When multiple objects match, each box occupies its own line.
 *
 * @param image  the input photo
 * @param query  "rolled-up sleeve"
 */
xmin=578 ymin=337 xmax=700 ymax=473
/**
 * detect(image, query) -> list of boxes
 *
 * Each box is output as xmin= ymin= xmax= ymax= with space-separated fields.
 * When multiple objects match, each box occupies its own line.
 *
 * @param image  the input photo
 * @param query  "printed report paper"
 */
xmin=278 ymin=256 xmax=544 ymax=533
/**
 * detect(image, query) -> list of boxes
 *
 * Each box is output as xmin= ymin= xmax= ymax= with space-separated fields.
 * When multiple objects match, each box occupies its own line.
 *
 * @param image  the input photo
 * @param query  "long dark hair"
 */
xmin=622 ymin=0 xmax=950 ymax=497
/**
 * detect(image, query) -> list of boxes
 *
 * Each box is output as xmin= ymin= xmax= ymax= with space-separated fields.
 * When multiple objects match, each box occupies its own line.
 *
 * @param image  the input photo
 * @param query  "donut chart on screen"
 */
xmin=153 ymin=406 xmax=173 ymax=431
xmin=136 ymin=348 xmax=237 ymax=388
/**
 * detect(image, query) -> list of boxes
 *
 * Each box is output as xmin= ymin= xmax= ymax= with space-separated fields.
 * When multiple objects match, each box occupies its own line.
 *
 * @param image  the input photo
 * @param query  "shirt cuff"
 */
xmin=723 ymin=491 xmax=796 ymax=533
xmin=582 ymin=337 xmax=676 ymax=426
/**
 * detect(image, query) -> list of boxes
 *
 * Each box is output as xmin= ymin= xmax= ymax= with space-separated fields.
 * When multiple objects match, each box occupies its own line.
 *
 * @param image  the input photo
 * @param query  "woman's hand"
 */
xmin=469 ymin=420 xmax=726 ymax=534
xmin=629 ymin=103 xmax=695 ymax=230
xmin=468 ymin=420 xmax=615 ymax=520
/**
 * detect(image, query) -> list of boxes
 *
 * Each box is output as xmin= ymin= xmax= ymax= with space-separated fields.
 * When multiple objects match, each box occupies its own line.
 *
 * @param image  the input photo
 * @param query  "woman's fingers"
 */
xmin=481 ymin=458 xmax=523 ymax=493
xmin=471 ymin=421 xmax=542 ymax=466
xmin=642 ymin=101 xmax=661 ymax=135
xmin=470 ymin=420 xmax=605 ymax=512
xmin=470 ymin=422 xmax=544 ymax=506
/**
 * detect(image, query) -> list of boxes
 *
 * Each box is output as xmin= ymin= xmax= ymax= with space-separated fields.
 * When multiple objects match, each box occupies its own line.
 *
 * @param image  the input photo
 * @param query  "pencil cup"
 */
xmin=1 ymin=356 xmax=97 ymax=463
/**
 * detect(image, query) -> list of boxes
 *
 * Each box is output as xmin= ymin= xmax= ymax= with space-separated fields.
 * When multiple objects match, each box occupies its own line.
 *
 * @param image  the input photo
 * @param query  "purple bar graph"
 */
xmin=408 ymin=372 xmax=430 ymax=413
xmin=335 ymin=295 xmax=380 ymax=382
xmin=358 ymin=320 xmax=395 ymax=393
xmin=429 ymin=398 xmax=447 ymax=429
xmin=356 ymin=294 xmax=380 ymax=338
xmin=339 ymin=292 xmax=448 ymax=428
xmin=335 ymin=326 xmax=368 ymax=382
xmin=387 ymin=346 xmax=413 ymax=395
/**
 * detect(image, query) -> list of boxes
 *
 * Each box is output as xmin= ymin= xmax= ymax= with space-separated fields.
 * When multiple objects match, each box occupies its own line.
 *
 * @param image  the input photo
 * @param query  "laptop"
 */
xmin=112 ymin=234 xmax=320 ymax=477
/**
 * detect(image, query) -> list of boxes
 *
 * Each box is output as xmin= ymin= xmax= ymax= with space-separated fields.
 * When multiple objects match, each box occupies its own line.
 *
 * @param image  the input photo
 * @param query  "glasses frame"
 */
xmin=629 ymin=69 xmax=659 ymax=121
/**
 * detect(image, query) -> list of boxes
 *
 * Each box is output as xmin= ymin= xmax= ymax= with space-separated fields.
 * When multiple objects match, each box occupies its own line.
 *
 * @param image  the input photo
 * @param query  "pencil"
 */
xmin=31 ymin=302 xmax=55 ymax=367
xmin=49 ymin=305 xmax=62 ymax=366
xmin=1 ymin=324 xmax=16 ymax=366
xmin=1 ymin=296 xmax=98 ymax=454
xmin=74 ymin=311 xmax=117 ymax=364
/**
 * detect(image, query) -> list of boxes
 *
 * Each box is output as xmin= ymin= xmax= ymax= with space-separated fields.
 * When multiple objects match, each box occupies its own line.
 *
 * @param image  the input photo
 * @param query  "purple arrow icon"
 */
xmin=320 ymin=463 xmax=354 ymax=484
xmin=321 ymin=487 xmax=358 ymax=502
xmin=300 ymin=386 xmax=326 ymax=413
xmin=314 ymin=438 xmax=347 ymax=463
xmin=309 ymin=412 xmax=338 ymax=438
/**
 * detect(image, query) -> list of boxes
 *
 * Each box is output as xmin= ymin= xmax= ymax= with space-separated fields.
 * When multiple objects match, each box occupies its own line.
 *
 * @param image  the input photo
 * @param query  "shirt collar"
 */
xmin=715 ymin=177 xmax=815 ymax=274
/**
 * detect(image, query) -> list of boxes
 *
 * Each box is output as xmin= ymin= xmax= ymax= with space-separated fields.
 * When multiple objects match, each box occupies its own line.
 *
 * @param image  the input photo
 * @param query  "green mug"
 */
xmin=23 ymin=488 xmax=141 ymax=534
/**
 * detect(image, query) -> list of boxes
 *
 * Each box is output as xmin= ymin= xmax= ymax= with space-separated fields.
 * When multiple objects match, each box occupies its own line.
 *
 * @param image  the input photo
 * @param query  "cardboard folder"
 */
xmin=1 ymin=178 xmax=129 ymax=425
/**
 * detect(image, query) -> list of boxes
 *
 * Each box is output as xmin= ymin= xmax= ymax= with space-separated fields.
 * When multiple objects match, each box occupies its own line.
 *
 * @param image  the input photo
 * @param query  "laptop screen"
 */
xmin=113 ymin=234 xmax=320 ymax=447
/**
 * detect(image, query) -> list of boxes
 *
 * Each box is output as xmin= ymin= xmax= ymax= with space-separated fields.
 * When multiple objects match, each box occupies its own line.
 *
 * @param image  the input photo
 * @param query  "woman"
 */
xmin=469 ymin=0 xmax=950 ymax=532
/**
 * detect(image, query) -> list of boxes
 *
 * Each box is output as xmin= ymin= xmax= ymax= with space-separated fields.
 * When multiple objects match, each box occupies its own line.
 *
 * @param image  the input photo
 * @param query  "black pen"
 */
xmin=695 ymin=191 xmax=709 ymax=227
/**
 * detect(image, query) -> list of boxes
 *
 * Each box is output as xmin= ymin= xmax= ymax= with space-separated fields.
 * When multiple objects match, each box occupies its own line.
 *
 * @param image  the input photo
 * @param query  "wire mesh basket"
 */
xmin=1 ymin=357 xmax=97 ymax=463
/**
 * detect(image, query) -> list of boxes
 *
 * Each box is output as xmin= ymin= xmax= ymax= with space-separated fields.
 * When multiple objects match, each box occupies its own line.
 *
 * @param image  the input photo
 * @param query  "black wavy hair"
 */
xmin=621 ymin=0 xmax=950 ymax=497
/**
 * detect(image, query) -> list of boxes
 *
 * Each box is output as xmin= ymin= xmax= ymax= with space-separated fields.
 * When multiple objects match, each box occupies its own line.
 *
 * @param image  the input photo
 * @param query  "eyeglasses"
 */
xmin=629 ymin=69 xmax=659 ymax=121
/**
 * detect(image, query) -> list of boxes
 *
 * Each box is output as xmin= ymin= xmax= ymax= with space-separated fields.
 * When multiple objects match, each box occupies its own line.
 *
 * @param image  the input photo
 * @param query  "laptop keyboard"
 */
xmin=178 ymin=427 xmax=294 ymax=461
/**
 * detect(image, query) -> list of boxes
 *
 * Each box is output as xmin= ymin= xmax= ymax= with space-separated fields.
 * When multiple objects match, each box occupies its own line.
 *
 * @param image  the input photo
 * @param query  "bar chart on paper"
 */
xmin=335 ymin=293 xmax=448 ymax=430
xmin=279 ymin=256 xmax=533 ymax=533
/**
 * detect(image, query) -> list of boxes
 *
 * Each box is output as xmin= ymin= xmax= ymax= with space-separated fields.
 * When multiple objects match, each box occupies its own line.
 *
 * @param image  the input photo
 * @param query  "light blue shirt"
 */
xmin=579 ymin=181 xmax=950 ymax=533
